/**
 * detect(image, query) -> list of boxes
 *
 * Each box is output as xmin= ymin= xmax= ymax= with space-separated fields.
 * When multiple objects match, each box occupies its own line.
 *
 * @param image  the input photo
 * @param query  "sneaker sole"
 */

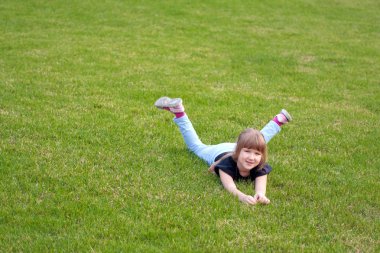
xmin=154 ymin=97 xmax=182 ymax=109
xmin=281 ymin=109 xmax=292 ymax=122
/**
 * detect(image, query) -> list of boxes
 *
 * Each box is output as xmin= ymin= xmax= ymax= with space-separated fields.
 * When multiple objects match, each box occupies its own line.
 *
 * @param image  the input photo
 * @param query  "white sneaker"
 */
xmin=280 ymin=109 xmax=292 ymax=122
xmin=154 ymin=97 xmax=184 ymax=113
xmin=275 ymin=109 xmax=292 ymax=124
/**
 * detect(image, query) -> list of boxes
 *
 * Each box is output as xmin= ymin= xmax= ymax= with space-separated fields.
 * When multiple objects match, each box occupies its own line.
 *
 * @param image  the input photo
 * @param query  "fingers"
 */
xmin=260 ymin=196 xmax=270 ymax=205
xmin=253 ymin=193 xmax=261 ymax=202
xmin=241 ymin=194 xmax=271 ymax=205
xmin=258 ymin=195 xmax=270 ymax=205
xmin=208 ymin=164 xmax=216 ymax=174
xmin=252 ymin=194 xmax=271 ymax=205
xmin=244 ymin=195 xmax=257 ymax=205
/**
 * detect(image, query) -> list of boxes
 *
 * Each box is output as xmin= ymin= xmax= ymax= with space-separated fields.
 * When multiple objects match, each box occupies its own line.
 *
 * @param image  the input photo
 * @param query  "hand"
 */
xmin=252 ymin=193 xmax=270 ymax=205
xmin=239 ymin=194 xmax=258 ymax=205
xmin=208 ymin=163 xmax=216 ymax=174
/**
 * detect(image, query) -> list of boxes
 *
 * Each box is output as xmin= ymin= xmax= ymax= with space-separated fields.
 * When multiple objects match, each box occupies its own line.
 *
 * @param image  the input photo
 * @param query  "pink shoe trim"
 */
xmin=169 ymin=104 xmax=185 ymax=113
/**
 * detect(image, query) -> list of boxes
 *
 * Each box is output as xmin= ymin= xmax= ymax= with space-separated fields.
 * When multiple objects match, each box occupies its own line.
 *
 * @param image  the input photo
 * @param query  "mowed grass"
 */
xmin=0 ymin=0 xmax=379 ymax=252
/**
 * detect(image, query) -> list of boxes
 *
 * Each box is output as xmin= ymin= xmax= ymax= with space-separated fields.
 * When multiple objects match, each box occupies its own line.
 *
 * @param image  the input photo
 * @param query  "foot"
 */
xmin=154 ymin=96 xmax=185 ymax=113
xmin=274 ymin=109 xmax=292 ymax=125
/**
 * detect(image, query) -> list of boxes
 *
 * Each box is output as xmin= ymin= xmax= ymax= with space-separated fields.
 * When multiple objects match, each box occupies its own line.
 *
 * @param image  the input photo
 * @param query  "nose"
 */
xmin=249 ymin=153 xmax=258 ymax=161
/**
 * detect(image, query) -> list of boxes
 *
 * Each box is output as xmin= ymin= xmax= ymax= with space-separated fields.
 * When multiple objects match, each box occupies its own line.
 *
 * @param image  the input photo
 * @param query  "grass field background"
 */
xmin=1 ymin=0 xmax=379 ymax=252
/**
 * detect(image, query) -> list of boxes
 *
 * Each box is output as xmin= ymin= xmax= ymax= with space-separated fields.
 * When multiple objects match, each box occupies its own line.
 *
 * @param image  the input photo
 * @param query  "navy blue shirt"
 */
xmin=214 ymin=156 xmax=272 ymax=181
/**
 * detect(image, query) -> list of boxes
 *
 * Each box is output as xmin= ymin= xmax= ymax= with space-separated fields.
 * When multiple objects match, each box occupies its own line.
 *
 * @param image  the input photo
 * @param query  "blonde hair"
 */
xmin=232 ymin=128 xmax=267 ymax=169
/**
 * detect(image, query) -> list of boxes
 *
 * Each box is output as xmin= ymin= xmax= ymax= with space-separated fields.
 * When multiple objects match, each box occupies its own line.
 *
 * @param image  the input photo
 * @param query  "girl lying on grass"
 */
xmin=154 ymin=96 xmax=292 ymax=205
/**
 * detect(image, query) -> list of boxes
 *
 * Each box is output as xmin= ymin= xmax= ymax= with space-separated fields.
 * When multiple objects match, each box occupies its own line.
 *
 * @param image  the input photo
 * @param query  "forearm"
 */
xmin=253 ymin=175 xmax=270 ymax=204
xmin=254 ymin=185 xmax=266 ymax=195
xmin=219 ymin=171 xmax=252 ymax=203
xmin=254 ymin=175 xmax=267 ymax=195
xmin=222 ymin=182 xmax=247 ymax=200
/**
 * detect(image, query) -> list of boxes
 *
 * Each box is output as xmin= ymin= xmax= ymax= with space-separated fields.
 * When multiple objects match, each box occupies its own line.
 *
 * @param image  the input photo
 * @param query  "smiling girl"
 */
xmin=154 ymin=96 xmax=292 ymax=205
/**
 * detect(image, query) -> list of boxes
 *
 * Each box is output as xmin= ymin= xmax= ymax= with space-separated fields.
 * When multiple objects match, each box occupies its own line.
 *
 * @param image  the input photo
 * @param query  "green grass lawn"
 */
xmin=1 ymin=0 xmax=379 ymax=252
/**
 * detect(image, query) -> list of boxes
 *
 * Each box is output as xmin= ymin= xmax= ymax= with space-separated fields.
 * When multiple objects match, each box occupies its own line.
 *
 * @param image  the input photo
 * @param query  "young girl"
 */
xmin=154 ymin=96 xmax=292 ymax=205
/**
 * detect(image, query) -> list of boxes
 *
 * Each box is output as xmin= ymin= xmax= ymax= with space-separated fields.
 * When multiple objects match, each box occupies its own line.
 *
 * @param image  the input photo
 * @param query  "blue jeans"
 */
xmin=174 ymin=115 xmax=281 ymax=165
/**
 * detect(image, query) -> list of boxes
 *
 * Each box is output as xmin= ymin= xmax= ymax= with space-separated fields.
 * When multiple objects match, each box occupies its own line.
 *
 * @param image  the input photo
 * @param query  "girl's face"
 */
xmin=237 ymin=148 xmax=262 ymax=172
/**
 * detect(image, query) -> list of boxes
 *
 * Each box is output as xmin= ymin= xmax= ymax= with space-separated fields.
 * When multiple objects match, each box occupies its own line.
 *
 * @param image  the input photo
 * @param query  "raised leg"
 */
xmin=174 ymin=115 xmax=235 ymax=165
xmin=261 ymin=109 xmax=292 ymax=143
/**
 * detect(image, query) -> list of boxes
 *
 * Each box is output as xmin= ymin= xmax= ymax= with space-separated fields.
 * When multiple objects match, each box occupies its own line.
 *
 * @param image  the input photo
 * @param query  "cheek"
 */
xmin=238 ymin=153 xmax=247 ymax=161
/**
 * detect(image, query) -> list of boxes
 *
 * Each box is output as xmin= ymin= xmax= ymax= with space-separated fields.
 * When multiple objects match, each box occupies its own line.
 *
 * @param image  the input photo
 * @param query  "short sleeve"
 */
xmin=250 ymin=163 xmax=272 ymax=180
xmin=215 ymin=157 xmax=237 ymax=180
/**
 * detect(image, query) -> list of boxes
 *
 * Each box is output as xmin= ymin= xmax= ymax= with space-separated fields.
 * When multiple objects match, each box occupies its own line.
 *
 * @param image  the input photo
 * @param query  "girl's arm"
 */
xmin=219 ymin=170 xmax=257 ymax=205
xmin=253 ymin=175 xmax=270 ymax=205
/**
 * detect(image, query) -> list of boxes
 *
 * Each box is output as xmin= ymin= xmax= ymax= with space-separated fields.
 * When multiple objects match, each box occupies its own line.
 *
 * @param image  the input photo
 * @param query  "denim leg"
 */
xmin=174 ymin=116 xmax=281 ymax=165
xmin=173 ymin=115 xmax=235 ymax=165
xmin=202 ymin=142 xmax=236 ymax=165
xmin=173 ymin=115 xmax=207 ymax=154
xmin=260 ymin=120 xmax=281 ymax=143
